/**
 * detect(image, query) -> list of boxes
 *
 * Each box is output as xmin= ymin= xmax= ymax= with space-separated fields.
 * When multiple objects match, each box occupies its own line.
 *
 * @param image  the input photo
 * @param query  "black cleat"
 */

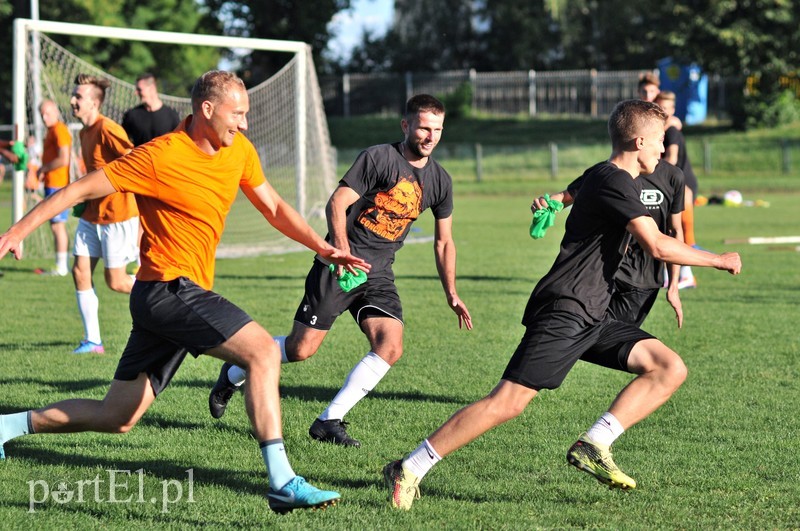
xmin=309 ymin=418 xmax=361 ymax=448
xmin=209 ymin=362 xmax=238 ymax=419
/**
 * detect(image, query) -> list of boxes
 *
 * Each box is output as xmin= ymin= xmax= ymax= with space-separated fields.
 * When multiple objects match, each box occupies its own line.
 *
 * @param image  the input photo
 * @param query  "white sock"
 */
xmin=227 ymin=364 xmax=246 ymax=387
xmin=586 ymin=412 xmax=625 ymax=447
xmin=275 ymin=336 xmax=288 ymax=364
xmin=680 ymin=265 xmax=694 ymax=280
xmin=76 ymin=288 xmax=101 ymax=344
xmin=319 ymin=351 xmax=391 ymax=421
xmin=0 ymin=411 xmax=34 ymax=444
xmin=403 ymin=439 xmax=441 ymax=480
xmin=55 ymin=252 xmax=68 ymax=275
xmin=227 ymin=336 xmax=286 ymax=387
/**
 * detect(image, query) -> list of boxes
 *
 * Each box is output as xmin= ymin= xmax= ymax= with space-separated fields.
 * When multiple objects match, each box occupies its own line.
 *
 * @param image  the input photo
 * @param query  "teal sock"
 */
xmin=1 ymin=412 xmax=33 ymax=458
xmin=260 ymin=439 xmax=295 ymax=490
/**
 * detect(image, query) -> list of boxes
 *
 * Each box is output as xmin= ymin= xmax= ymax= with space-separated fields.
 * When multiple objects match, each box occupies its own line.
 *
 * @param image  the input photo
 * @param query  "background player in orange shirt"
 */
xmin=0 ymin=70 xmax=369 ymax=513
xmin=69 ymin=74 xmax=139 ymax=354
xmin=36 ymin=100 xmax=72 ymax=276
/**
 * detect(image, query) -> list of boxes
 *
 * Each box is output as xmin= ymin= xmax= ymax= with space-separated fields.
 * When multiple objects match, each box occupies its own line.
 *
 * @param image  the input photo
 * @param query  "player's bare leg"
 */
xmin=104 ymin=265 xmax=134 ymax=294
xmin=567 ymin=338 xmax=686 ymax=490
xmin=607 ymin=338 xmax=687 ymax=428
xmin=385 ymin=380 xmax=537 ymax=509
xmin=31 ymin=373 xmax=155 ymax=434
xmin=207 ymin=321 xmax=340 ymax=512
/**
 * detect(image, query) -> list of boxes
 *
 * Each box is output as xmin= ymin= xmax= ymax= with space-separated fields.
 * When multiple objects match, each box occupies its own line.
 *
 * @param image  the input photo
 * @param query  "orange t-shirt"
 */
xmin=42 ymin=121 xmax=71 ymax=188
xmin=79 ymin=115 xmax=138 ymax=224
xmin=103 ymin=117 xmax=266 ymax=290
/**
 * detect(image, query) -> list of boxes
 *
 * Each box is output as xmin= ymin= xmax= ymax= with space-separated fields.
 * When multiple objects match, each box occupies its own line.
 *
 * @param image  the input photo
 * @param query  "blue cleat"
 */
xmin=267 ymin=476 xmax=340 ymax=513
xmin=73 ymin=340 xmax=105 ymax=354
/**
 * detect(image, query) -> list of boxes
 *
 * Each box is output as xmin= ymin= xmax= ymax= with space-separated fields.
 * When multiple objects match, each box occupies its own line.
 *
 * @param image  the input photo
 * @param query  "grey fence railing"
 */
xmin=320 ymin=69 xmax=736 ymax=120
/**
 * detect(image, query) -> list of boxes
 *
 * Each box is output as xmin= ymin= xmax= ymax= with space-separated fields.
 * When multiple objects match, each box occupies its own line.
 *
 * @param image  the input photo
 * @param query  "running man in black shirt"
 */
xmin=383 ymin=99 xmax=741 ymax=510
xmin=534 ymin=159 xmax=686 ymax=328
xmin=209 ymin=94 xmax=473 ymax=447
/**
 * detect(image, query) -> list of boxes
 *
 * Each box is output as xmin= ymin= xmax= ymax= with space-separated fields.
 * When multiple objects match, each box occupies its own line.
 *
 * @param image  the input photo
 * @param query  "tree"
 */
xmin=201 ymin=0 xmax=352 ymax=83
xmin=347 ymin=0 xmax=481 ymax=72
xmin=0 ymin=0 xmax=222 ymax=125
xmin=474 ymin=0 xmax=561 ymax=71
xmin=658 ymin=1 xmax=800 ymax=128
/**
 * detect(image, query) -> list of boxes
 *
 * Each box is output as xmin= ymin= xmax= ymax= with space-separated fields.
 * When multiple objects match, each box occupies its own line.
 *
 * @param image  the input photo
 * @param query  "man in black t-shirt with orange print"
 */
xmin=210 ymin=95 xmax=473 ymax=448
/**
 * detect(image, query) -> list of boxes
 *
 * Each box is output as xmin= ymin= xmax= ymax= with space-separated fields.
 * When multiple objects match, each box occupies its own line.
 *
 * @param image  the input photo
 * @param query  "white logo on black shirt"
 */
xmin=640 ymin=189 xmax=664 ymax=208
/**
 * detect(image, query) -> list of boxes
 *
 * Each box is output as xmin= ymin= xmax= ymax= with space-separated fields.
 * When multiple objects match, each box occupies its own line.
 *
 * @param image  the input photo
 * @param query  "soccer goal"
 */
xmin=12 ymin=18 xmax=337 ymax=259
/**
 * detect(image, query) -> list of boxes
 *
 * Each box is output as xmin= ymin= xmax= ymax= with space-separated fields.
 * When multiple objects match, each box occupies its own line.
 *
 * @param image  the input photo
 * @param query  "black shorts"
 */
xmin=502 ymin=310 xmax=654 ymax=391
xmin=115 ymin=277 xmax=253 ymax=395
xmin=606 ymin=285 xmax=660 ymax=328
xmin=293 ymin=259 xmax=403 ymax=330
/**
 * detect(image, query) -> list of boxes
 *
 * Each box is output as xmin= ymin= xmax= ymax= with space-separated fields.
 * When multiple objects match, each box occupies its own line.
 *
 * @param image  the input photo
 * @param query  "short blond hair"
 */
xmin=654 ymin=90 xmax=676 ymax=103
xmin=190 ymin=71 xmax=246 ymax=113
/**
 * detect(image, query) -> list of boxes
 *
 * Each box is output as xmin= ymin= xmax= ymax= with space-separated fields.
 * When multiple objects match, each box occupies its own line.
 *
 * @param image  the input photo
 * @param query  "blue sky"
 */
xmin=327 ymin=0 xmax=393 ymax=61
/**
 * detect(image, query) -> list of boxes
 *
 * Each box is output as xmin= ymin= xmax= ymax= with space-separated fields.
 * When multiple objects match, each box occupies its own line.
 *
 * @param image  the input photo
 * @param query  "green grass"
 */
xmin=0 ymin=176 xmax=800 ymax=529
xmin=1 ymin=139 xmax=800 ymax=528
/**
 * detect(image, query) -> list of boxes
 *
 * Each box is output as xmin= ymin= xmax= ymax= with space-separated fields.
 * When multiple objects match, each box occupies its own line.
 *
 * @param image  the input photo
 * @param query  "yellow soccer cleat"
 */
xmin=383 ymin=460 xmax=421 ymax=510
xmin=567 ymin=433 xmax=637 ymax=490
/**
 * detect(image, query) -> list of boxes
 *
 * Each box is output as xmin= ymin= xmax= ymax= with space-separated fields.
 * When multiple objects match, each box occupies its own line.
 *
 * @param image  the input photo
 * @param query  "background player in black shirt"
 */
xmin=209 ymin=95 xmax=472 ymax=448
xmin=382 ymin=100 xmax=741 ymax=510
xmin=656 ymin=91 xmax=700 ymax=289
xmin=122 ymin=73 xmax=181 ymax=147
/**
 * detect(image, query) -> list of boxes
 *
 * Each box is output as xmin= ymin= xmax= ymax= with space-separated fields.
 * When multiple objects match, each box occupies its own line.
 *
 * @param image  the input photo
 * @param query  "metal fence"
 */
xmin=320 ymin=69 xmax=736 ymax=120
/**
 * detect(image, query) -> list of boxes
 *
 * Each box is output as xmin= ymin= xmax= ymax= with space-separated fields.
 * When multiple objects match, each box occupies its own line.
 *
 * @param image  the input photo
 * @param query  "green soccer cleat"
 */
xmin=567 ymin=433 xmax=636 ymax=490
xmin=383 ymin=460 xmax=421 ymax=510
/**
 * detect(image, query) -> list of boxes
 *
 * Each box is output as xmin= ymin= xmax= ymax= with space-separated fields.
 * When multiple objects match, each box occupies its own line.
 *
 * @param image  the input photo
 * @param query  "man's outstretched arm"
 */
xmin=242 ymin=181 xmax=370 ymax=274
xmin=628 ymin=215 xmax=741 ymax=275
xmin=0 ymin=169 xmax=116 ymax=260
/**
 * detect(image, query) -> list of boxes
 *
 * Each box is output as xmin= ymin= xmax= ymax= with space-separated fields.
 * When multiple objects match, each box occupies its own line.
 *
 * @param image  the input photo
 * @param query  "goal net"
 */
xmin=12 ymin=19 xmax=336 ymax=259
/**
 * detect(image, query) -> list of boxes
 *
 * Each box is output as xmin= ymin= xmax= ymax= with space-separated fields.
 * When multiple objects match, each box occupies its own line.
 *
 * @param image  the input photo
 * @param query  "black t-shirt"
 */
xmin=523 ymin=161 xmax=649 ymax=325
xmin=122 ymin=105 xmax=182 ymax=146
xmin=664 ymin=125 xmax=698 ymax=194
xmin=325 ymin=142 xmax=454 ymax=279
xmin=568 ymin=161 xmax=685 ymax=289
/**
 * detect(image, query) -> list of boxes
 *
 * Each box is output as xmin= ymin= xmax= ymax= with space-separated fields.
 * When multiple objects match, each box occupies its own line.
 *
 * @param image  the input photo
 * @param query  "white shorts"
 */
xmin=73 ymin=217 xmax=139 ymax=269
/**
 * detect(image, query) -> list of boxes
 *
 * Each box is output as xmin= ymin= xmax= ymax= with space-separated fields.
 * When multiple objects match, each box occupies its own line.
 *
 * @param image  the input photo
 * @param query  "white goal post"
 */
xmin=12 ymin=18 xmax=336 ymax=258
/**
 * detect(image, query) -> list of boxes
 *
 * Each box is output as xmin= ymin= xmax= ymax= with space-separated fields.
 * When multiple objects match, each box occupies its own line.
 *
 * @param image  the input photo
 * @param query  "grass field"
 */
xmin=1 ymin=124 xmax=800 ymax=529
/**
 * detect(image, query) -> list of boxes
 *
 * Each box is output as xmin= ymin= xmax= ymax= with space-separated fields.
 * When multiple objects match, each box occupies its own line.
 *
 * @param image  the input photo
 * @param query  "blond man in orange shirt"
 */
xmin=69 ymin=74 xmax=139 ymax=354
xmin=36 ymin=100 xmax=72 ymax=276
xmin=0 ymin=70 xmax=369 ymax=513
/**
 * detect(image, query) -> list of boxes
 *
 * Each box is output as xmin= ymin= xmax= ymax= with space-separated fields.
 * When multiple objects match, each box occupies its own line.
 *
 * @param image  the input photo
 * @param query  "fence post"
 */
xmin=549 ymin=142 xmax=558 ymax=180
xmin=529 ymin=69 xmax=536 ymax=117
xmin=405 ymin=72 xmax=413 ymax=103
xmin=469 ymin=68 xmax=477 ymax=113
xmin=475 ymin=143 xmax=483 ymax=183
xmin=703 ymin=137 xmax=712 ymax=174
xmin=782 ymin=139 xmax=791 ymax=174
xmin=590 ymin=69 xmax=598 ymax=118
xmin=342 ymin=73 xmax=350 ymax=118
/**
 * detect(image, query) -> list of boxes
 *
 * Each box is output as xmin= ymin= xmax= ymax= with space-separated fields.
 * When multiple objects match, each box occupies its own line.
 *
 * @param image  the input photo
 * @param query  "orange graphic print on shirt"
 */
xmin=358 ymin=177 xmax=422 ymax=241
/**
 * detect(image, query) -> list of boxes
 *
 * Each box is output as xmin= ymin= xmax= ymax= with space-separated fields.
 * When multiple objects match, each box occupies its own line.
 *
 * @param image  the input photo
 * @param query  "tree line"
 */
xmin=1 ymin=0 xmax=799 ymax=129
